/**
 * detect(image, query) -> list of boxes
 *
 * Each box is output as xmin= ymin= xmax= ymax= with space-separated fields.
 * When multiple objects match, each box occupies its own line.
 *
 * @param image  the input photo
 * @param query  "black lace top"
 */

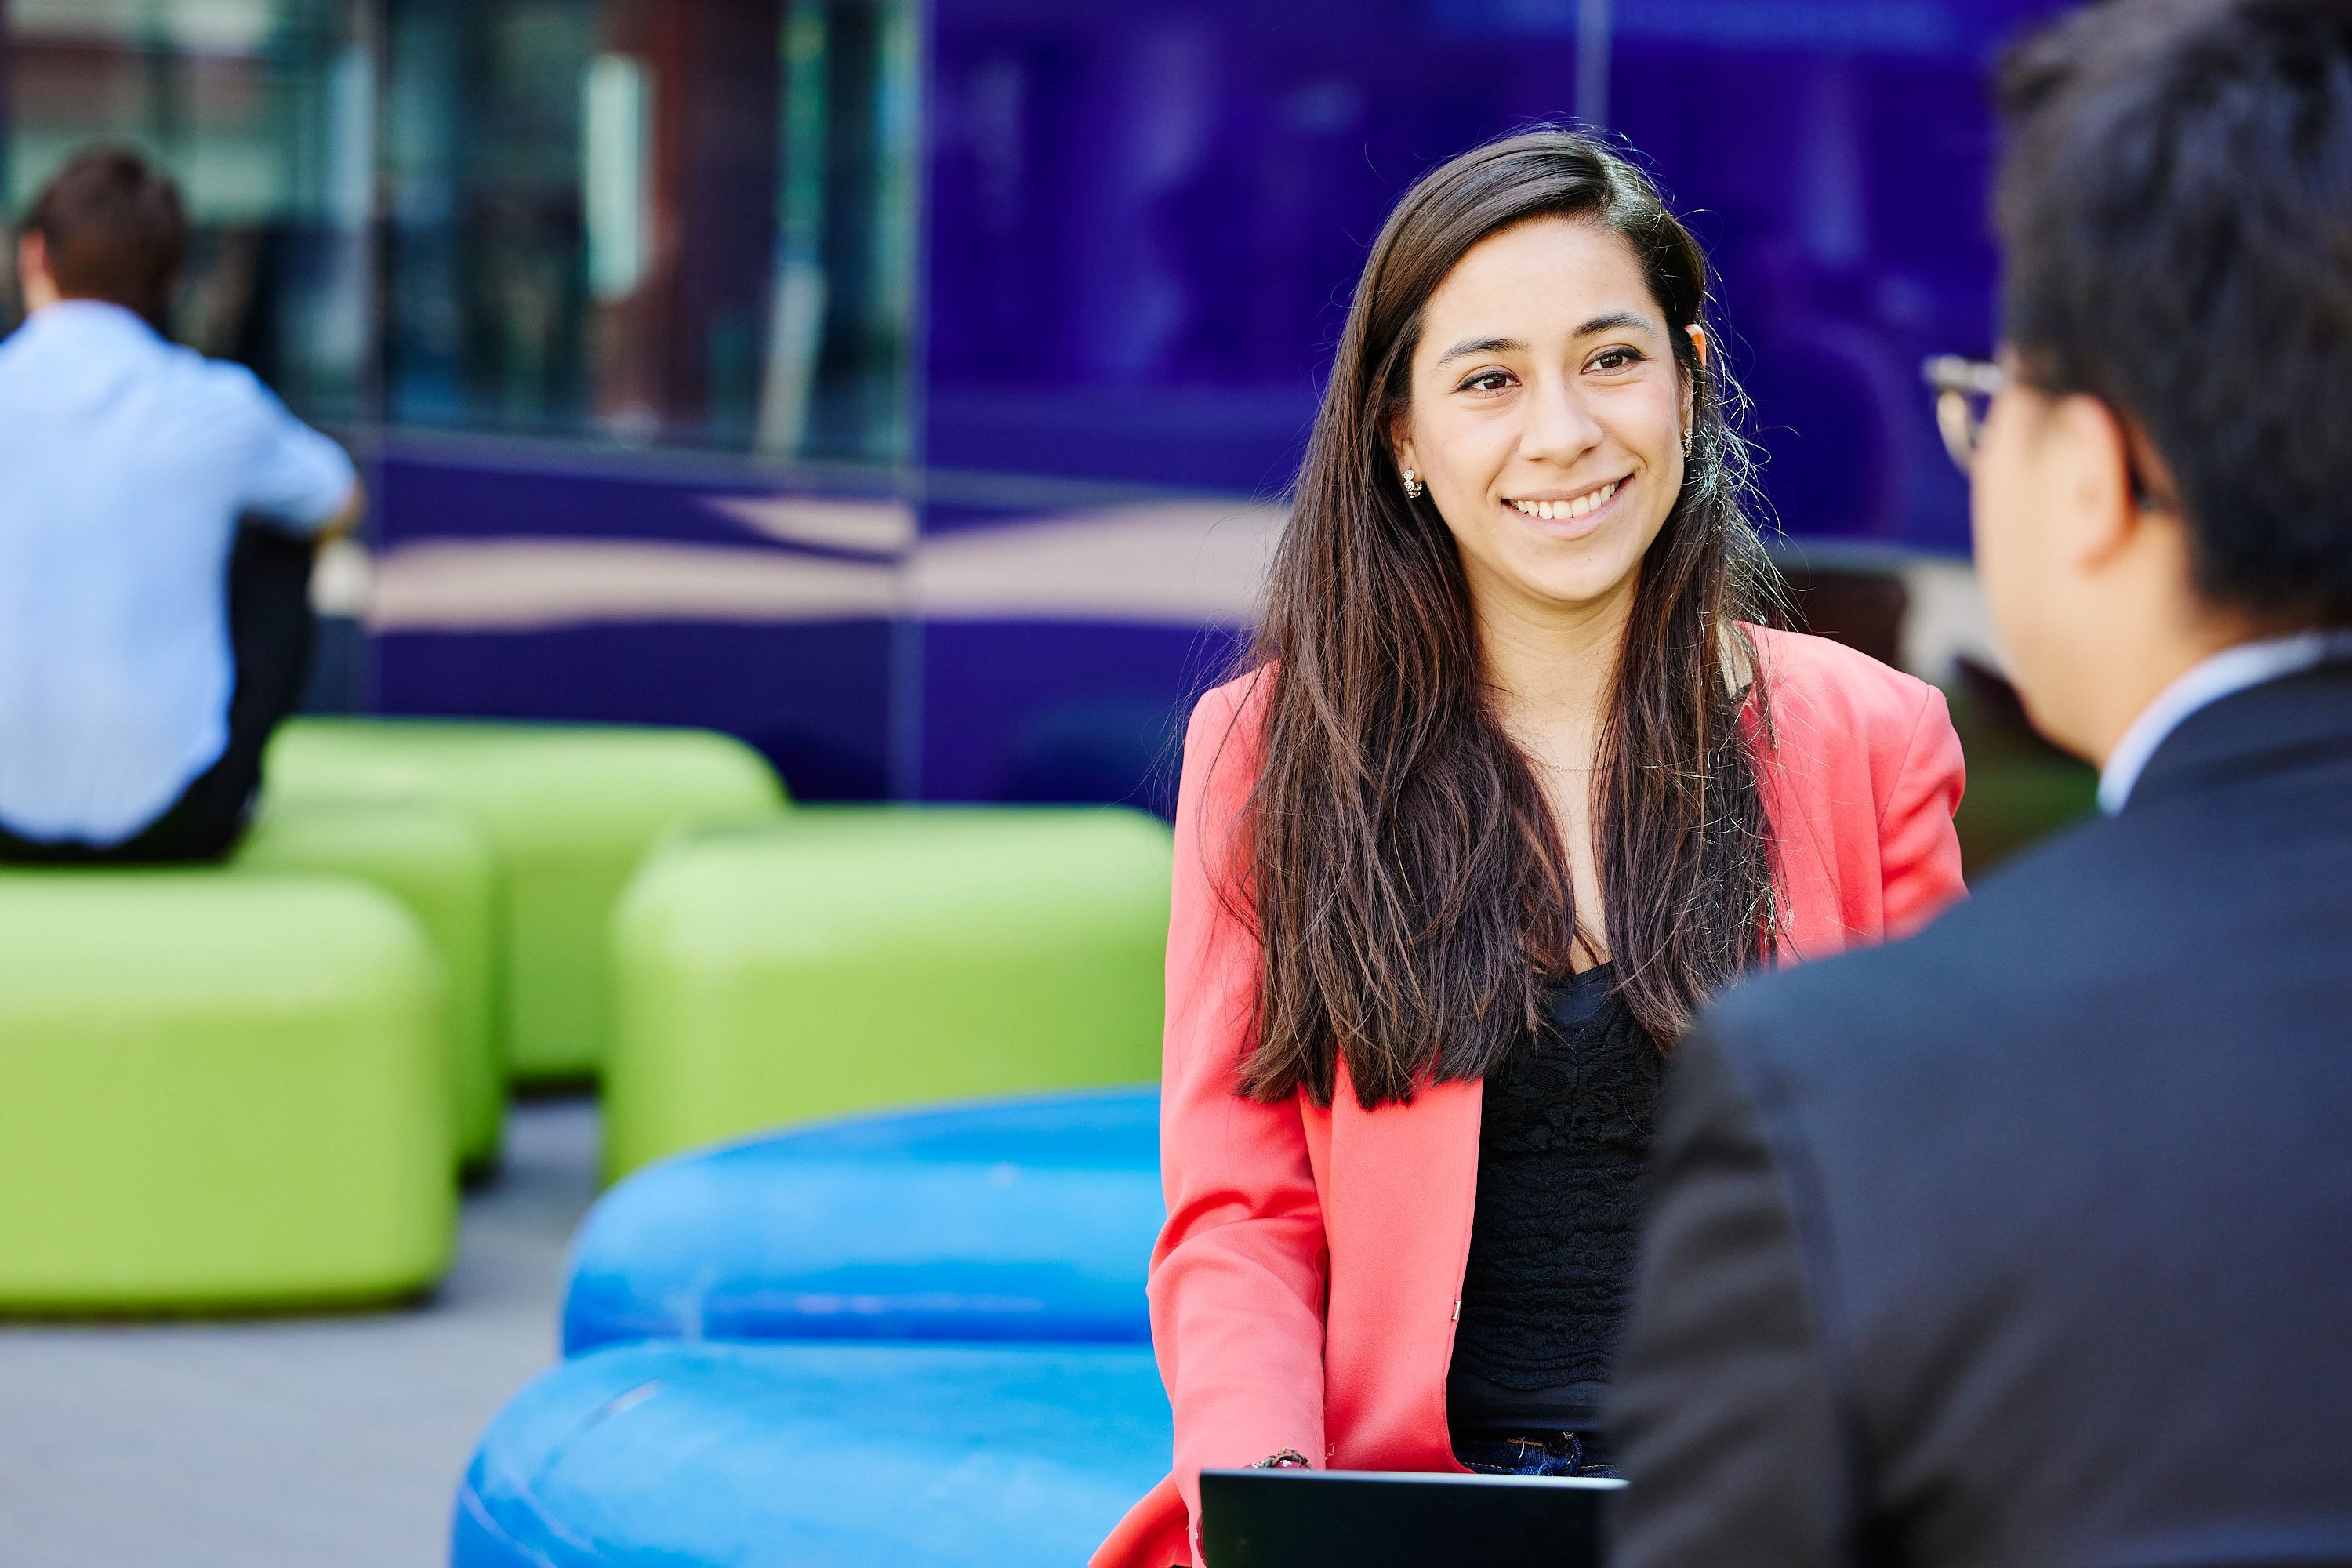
xmin=1445 ymin=963 xmax=1666 ymax=1439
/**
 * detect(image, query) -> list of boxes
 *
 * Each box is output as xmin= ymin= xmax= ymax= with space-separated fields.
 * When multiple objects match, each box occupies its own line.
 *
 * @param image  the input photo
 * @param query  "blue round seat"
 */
xmin=563 ymin=1089 xmax=1163 ymax=1354
xmin=452 ymin=1339 xmax=1171 ymax=1568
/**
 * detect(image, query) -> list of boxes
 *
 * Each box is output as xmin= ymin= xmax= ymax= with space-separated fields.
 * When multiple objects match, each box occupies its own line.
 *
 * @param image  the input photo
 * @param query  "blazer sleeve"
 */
xmin=1147 ymin=683 xmax=1330 ymax=1561
xmin=1878 ymin=683 xmax=1967 ymax=939
xmin=1611 ymin=1017 xmax=1854 ymax=1568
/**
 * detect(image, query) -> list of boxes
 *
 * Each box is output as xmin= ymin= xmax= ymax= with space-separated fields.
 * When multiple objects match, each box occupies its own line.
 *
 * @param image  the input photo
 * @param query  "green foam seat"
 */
xmin=266 ymin=719 xmax=787 ymax=1083
xmin=235 ymin=796 xmax=504 ymax=1171
xmin=0 ymin=870 xmax=454 ymax=1310
xmin=602 ymin=808 xmax=1173 ymax=1180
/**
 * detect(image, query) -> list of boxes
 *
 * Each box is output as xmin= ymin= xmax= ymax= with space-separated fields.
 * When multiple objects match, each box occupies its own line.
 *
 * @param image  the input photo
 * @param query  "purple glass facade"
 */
xmin=898 ymin=0 xmax=2069 ymax=800
xmin=924 ymin=0 xmax=2067 ymax=542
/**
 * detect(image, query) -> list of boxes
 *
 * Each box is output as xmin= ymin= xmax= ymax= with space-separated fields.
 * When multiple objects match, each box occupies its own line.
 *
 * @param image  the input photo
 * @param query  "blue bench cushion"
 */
xmin=563 ymin=1089 xmax=1162 ymax=1354
xmin=452 ymin=1340 xmax=1172 ymax=1568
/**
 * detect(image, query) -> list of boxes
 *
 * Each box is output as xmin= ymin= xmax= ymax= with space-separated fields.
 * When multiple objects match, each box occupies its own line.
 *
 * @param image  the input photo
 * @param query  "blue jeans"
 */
xmin=1454 ymin=1432 xmax=1619 ymax=1479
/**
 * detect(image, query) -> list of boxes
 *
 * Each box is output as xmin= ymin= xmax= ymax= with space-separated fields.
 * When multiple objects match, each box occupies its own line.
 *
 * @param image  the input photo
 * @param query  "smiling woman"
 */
xmin=1252 ymin=136 xmax=1780 ymax=1099
xmin=1094 ymin=131 xmax=1969 ymax=1568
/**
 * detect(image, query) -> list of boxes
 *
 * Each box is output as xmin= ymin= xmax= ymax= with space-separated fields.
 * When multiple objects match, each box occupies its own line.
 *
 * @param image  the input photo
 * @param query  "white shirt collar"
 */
xmin=15 ymin=299 xmax=156 ymax=343
xmin=2098 ymin=630 xmax=2352 ymax=813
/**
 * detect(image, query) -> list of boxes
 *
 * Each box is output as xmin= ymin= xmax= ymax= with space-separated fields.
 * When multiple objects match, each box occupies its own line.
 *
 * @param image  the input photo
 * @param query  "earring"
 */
xmin=1402 ymin=467 xmax=1425 ymax=499
xmin=1681 ymin=428 xmax=1694 ymax=458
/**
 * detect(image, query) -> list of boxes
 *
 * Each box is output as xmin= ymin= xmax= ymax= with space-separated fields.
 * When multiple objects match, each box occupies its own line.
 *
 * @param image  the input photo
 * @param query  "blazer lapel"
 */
xmin=2128 ymin=660 xmax=2352 ymax=812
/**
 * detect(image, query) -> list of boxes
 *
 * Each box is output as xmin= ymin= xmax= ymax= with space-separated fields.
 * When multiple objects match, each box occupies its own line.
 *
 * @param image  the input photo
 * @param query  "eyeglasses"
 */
xmin=1922 ymin=354 xmax=2177 ymax=511
xmin=1922 ymin=354 xmax=2008 ymax=474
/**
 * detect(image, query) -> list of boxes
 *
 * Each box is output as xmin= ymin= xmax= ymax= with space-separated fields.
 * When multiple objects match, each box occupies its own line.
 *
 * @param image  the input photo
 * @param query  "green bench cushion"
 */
xmin=267 ymin=720 xmax=787 ymax=1082
xmin=602 ymin=808 xmax=1172 ymax=1181
xmin=0 ymin=871 xmax=453 ymax=1310
xmin=236 ymin=796 xmax=503 ymax=1170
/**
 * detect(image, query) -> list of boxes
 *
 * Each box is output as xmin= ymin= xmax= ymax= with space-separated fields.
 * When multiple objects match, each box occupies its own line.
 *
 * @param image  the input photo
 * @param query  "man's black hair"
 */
xmin=20 ymin=145 xmax=187 ymax=329
xmin=1998 ymin=0 xmax=2352 ymax=626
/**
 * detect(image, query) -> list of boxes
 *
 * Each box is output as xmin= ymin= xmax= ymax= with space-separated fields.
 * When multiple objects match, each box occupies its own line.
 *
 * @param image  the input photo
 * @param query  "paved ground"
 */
xmin=0 ymin=1096 xmax=599 ymax=1568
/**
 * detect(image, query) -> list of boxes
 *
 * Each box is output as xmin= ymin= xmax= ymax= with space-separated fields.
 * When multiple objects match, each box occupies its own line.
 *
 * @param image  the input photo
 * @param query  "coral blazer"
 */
xmin=1093 ymin=626 xmax=1969 ymax=1568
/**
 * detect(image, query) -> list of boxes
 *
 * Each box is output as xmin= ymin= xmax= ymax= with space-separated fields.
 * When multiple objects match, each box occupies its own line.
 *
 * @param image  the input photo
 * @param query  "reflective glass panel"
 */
xmin=379 ymin=0 xmax=916 ymax=465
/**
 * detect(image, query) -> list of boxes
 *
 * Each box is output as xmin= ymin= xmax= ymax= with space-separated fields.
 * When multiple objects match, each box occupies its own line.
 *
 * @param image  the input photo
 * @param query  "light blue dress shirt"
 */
xmin=2097 ymin=629 xmax=2352 ymax=813
xmin=0 ymin=301 xmax=356 ymax=844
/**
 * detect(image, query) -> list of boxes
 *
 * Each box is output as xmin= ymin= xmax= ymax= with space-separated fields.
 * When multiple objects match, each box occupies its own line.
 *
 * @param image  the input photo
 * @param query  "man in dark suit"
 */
xmin=1610 ymin=3 xmax=2352 ymax=1565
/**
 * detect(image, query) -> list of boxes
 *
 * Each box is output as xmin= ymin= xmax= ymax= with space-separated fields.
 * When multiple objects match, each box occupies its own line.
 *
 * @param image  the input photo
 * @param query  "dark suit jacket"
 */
xmin=1611 ymin=661 xmax=2352 ymax=1568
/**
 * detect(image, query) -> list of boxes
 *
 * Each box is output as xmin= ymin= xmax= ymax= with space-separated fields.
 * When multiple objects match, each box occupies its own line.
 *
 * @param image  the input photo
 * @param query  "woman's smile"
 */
xmin=1503 ymin=474 xmax=1630 ymax=537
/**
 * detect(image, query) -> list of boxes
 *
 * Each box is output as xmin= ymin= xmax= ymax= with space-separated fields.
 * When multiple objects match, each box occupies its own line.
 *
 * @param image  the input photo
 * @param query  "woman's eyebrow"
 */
xmin=1574 ymin=311 xmax=1657 ymax=339
xmin=1435 ymin=314 xmax=1660 ymax=366
xmin=1436 ymin=335 xmax=1524 ymax=365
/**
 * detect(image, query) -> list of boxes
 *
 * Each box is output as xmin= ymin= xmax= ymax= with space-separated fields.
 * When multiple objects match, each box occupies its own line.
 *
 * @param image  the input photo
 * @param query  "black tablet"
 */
xmin=1199 ymin=1466 xmax=1624 ymax=1567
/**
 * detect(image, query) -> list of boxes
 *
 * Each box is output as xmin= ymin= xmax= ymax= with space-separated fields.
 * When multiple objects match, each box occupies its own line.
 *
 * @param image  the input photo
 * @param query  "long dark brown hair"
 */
xmin=1239 ymin=129 xmax=1783 ymax=1109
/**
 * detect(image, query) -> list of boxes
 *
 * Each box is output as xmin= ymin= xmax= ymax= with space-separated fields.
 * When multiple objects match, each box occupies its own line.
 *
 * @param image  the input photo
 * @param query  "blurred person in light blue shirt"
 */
xmin=0 ymin=146 xmax=361 ymax=862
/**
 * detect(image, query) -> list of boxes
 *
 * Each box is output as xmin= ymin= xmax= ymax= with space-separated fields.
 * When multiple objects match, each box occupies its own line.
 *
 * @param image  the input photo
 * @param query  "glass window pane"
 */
xmin=378 ymin=0 xmax=915 ymax=465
